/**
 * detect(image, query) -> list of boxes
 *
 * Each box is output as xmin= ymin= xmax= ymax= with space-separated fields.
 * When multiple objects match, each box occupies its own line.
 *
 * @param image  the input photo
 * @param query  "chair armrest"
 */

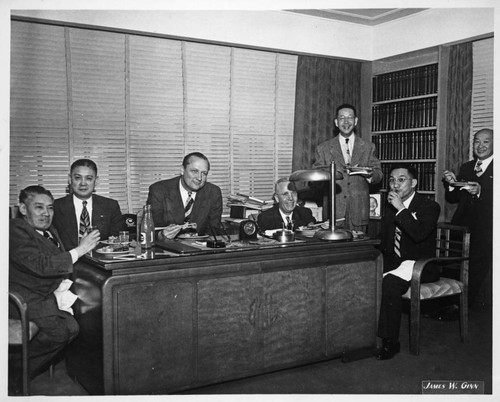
xmin=9 ymin=290 xmax=30 ymax=347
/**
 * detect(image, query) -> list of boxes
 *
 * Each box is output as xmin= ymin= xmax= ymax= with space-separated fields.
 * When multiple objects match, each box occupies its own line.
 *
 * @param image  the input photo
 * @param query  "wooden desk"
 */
xmin=66 ymin=238 xmax=382 ymax=395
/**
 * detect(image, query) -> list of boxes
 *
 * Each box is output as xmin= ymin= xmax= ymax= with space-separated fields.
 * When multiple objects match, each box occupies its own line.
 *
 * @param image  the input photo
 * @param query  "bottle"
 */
xmin=139 ymin=204 xmax=155 ymax=250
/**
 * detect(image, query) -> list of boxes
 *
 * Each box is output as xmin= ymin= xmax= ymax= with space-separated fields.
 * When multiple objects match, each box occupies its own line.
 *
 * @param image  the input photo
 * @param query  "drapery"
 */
xmin=292 ymin=56 xmax=362 ymax=172
xmin=444 ymin=42 xmax=473 ymax=221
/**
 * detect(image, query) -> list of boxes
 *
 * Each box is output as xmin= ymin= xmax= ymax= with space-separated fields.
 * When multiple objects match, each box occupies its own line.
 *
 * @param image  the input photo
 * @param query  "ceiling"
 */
xmin=284 ymin=8 xmax=428 ymax=26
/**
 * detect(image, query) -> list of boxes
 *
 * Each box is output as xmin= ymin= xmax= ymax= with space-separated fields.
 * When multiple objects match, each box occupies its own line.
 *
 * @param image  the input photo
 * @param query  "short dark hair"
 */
xmin=19 ymin=185 xmax=53 ymax=204
xmin=71 ymin=159 xmax=98 ymax=176
xmin=182 ymin=152 xmax=210 ymax=170
xmin=335 ymin=103 xmax=357 ymax=117
xmin=390 ymin=164 xmax=418 ymax=180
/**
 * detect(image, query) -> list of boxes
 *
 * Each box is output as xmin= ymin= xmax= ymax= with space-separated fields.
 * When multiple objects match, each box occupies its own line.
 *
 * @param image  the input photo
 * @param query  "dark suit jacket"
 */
xmin=53 ymin=194 xmax=124 ymax=250
xmin=257 ymin=204 xmax=316 ymax=231
xmin=313 ymin=134 xmax=383 ymax=227
xmin=146 ymin=176 xmax=223 ymax=235
xmin=9 ymin=218 xmax=73 ymax=320
xmin=445 ymin=159 xmax=493 ymax=237
xmin=380 ymin=192 xmax=440 ymax=273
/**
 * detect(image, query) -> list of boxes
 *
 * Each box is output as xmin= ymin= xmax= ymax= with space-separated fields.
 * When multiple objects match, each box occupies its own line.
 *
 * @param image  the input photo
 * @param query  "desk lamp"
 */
xmin=289 ymin=162 xmax=353 ymax=241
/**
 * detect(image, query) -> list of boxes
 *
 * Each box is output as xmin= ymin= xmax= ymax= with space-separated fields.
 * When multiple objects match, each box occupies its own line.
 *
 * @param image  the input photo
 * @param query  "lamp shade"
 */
xmin=289 ymin=169 xmax=343 ymax=182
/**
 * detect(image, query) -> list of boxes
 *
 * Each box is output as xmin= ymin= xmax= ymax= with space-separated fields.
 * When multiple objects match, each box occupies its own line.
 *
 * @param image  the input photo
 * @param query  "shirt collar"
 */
xmin=402 ymin=191 xmax=416 ymax=209
xmin=179 ymin=179 xmax=196 ymax=200
xmin=477 ymin=155 xmax=493 ymax=171
xmin=73 ymin=194 xmax=92 ymax=208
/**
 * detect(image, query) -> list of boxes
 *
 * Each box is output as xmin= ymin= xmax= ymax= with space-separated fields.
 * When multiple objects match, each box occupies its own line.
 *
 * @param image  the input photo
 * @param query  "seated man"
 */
xmin=147 ymin=152 xmax=223 ymax=239
xmin=376 ymin=166 xmax=440 ymax=360
xmin=257 ymin=177 xmax=316 ymax=231
xmin=9 ymin=185 xmax=100 ymax=380
xmin=53 ymin=158 xmax=124 ymax=250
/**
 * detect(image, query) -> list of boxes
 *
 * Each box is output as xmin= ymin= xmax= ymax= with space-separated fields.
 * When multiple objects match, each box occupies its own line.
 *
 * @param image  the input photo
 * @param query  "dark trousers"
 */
xmin=29 ymin=313 xmax=79 ymax=378
xmin=468 ymin=231 xmax=493 ymax=307
xmin=377 ymin=267 xmax=439 ymax=341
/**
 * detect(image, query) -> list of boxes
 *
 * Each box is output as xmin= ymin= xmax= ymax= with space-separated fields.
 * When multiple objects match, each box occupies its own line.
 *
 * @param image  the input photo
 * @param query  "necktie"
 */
xmin=394 ymin=227 xmax=402 ymax=258
xmin=44 ymin=230 xmax=60 ymax=248
xmin=184 ymin=192 xmax=194 ymax=222
xmin=475 ymin=160 xmax=483 ymax=177
xmin=79 ymin=200 xmax=90 ymax=237
xmin=345 ymin=138 xmax=351 ymax=164
xmin=286 ymin=216 xmax=292 ymax=230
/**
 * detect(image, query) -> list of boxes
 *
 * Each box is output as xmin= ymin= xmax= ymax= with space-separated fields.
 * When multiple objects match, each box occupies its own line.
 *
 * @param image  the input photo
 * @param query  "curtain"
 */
xmin=444 ymin=42 xmax=473 ymax=221
xmin=292 ymin=56 xmax=362 ymax=172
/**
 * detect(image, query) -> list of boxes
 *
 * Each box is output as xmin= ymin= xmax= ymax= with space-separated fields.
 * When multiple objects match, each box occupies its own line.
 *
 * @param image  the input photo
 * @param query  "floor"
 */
xmin=12 ymin=303 xmax=493 ymax=397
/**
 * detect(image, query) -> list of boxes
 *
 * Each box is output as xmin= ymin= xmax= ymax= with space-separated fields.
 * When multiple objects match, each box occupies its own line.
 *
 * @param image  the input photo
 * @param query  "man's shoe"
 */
xmin=376 ymin=338 xmax=400 ymax=360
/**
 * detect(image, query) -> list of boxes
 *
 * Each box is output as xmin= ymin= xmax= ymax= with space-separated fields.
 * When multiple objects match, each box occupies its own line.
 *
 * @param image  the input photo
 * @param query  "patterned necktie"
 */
xmin=475 ymin=160 xmax=483 ymax=177
xmin=79 ymin=200 xmax=90 ymax=237
xmin=286 ymin=216 xmax=292 ymax=230
xmin=44 ymin=230 xmax=60 ymax=249
xmin=184 ymin=192 xmax=194 ymax=222
xmin=394 ymin=227 xmax=402 ymax=258
xmin=345 ymin=138 xmax=351 ymax=164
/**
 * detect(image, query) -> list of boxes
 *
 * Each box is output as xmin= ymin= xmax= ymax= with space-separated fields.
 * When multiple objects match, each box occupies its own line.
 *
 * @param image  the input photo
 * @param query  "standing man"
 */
xmin=9 ymin=186 xmax=100 ymax=381
xmin=53 ymin=159 xmax=124 ymax=250
xmin=376 ymin=166 xmax=440 ymax=360
xmin=313 ymin=103 xmax=383 ymax=232
xmin=147 ymin=152 xmax=223 ymax=239
xmin=443 ymin=128 xmax=493 ymax=308
xmin=257 ymin=177 xmax=316 ymax=231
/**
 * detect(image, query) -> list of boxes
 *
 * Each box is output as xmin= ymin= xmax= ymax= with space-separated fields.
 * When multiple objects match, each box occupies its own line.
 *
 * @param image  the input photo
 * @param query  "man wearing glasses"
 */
xmin=376 ymin=165 xmax=440 ymax=360
xmin=313 ymin=103 xmax=383 ymax=233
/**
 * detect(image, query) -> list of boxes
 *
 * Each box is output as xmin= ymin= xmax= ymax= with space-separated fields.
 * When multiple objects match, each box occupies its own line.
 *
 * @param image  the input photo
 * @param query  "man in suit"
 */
xmin=257 ymin=177 xmax=316 ymax=231
xmin=443 ymin=128 xmax=493 ymax=308
xmin=147 ymin=152 xmax=223 ymax=239
xmin=376 ymin=166 xmax=440 ymax=360
xmin=9 ymin=185 xmax=99 ymax=380
xmin=53 ymin=159 xmax=124 ymax=250
xmin=313 ymin=103 xmax=383 ymax=232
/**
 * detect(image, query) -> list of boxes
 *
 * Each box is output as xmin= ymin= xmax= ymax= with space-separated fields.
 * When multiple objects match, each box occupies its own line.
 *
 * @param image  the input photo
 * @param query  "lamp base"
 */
xmin=313 ymin=228 xmax=353 ymax=241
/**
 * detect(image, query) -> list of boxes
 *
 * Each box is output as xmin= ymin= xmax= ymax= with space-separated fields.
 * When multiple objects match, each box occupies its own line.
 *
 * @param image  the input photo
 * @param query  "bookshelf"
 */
xmin=371 ymin=62 xmax=439 ymax=195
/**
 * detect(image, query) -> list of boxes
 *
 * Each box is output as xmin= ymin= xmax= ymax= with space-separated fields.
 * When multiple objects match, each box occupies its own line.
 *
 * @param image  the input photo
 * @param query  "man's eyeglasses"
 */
xmin=337 ymin=116 xmax=355 ymax=122
xmin=388 ymin=177 xmax=410 ymax=185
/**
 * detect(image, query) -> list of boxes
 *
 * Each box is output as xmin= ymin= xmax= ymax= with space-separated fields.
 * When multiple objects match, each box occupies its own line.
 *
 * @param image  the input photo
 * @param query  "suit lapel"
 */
xmin=330 ymin=137 xmax=345 ymax=166
xmin=60 ymin=195 xmax=78 ymax=247
xmin=351 ymin=135 xmax=363 ymax=165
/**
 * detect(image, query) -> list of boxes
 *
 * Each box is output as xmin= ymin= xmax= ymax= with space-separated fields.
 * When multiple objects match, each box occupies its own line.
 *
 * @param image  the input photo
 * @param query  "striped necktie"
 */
xmin=184 ymin=192 xmax=194 ymax=222
xmin=44 ymin=230 xmax=60 ymax=249
xmin=345 ymin=138 xmax=351 ymax=164
xmin=475 ymin=160 xmax=483 ymax=177
xmin=79 ymin=200 xmax=90 ymax=237
xmin=394 ymin=227 xmax=402 ymax=258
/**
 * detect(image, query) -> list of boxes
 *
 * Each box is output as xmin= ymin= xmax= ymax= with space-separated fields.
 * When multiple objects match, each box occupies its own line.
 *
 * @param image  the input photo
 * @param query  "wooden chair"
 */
xmin=9 ymin=290 xmax=40 ymax=396
xmin=402 ymin=223 xmax=470 ymax=355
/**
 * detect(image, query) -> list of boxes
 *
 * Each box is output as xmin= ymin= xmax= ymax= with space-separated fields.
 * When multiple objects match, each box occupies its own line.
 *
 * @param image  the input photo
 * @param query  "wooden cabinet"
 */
xmin=66 ymin=239 xmax=382 ymax=395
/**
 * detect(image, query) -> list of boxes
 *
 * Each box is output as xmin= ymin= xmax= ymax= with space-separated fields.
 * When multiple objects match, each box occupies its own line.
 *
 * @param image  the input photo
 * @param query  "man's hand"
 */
xmin=75 ymin=229 xmax=100 ymax=257
xmin=387 ymin=190 xmax=405 ymax=212
xmin=461 ymin=181 xmax=481 ymax=196
xmin=161 ymin=224 xmax=183 ymax=239
xmin=442 ymin=170 xmax=457 ymax=184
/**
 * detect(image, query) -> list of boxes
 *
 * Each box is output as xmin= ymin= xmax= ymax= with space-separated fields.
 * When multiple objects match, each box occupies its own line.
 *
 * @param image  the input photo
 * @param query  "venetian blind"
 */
xmin=470 ymin=38 xmax=494 ymax=156
xmin=10 ymin=21 xmax=69 ymax=205
xmin=10 ymin=21 xmax=298 ymax=213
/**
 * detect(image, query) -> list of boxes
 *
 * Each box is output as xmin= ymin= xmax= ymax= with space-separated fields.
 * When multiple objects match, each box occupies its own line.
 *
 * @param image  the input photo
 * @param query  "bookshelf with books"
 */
xmin=371 ymin=61 xmax=440 ymax=197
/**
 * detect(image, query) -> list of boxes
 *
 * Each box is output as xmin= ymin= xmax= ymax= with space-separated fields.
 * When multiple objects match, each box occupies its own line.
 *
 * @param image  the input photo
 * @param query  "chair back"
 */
xmin=10 ymin=205 xmax=20 ymax=219
xmin=435 ymin=223 xmax=470 ymax=283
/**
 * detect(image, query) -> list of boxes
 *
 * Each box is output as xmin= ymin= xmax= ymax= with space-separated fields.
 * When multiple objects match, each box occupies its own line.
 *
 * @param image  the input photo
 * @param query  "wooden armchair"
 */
xmin=402 ymin=223 xmax=470 ymax=355
xmin=9 ymin=290 xmax=40 ymax=395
